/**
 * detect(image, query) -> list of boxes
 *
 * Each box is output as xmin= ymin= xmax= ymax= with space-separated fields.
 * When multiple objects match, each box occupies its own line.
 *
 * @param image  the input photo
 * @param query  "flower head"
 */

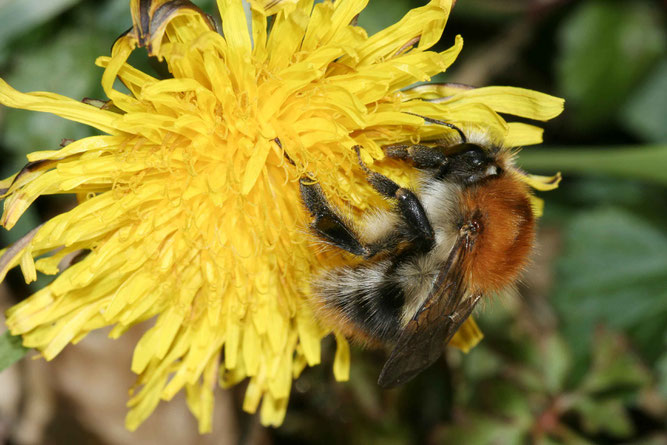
xmin=0 ymin=0 xmax=563 ymax=432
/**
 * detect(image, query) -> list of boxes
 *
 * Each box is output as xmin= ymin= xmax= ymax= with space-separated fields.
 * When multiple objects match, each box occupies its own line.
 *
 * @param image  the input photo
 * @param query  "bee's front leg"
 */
xmin=384 ymin=144 xmax=449 ymax=170
xmin=299 ymin=176 xmax=370 ymax=257
xmin=354 ymin=146 xmax=435 ymax=251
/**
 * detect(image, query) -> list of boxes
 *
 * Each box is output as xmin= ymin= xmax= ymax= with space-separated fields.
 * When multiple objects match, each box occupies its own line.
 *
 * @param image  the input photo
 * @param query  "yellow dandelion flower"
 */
xmin=0 ymin=0 xmax=564 ymax=432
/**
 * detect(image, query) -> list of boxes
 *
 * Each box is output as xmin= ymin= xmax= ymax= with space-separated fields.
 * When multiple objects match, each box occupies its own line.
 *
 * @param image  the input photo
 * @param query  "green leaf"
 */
xmin=622 ymin=59 xmax=667 ymax=143
xmin=463 ymin=344 xmax=502 ymax=381
xmin=570 ymin=397 xmax=634 ymax=438
xmin=540 ymin=334 xmax=571 ymax=394
xmin=0 ymin=330 xmax=28 ymax=371
xmin=622 ymin=436 xmax=667 ymax=445
xmin=517 ymin=331 xmax=568 ymax=394
xmin=544 ymin=426 xmax=596 ymax=445
xmin=518 ymin=145 xmax=667 ymax=185
xmin=551 ymin=208 xmax=667 ymax=361
xmin=483 ymin=382 xmax=533 ymax=426
xmin=657 ymin=350 xmax=667 ymax=399
xmin=580 ymin=328 xmax=651 ymax=396
xmin=0 ymin=0 xmax=81 ymax=52
xmin=556 ymin=0 xmax=665 ymax=129
xmin=536 ymin=437 xmax=563 ymax=445
xmin=433 ymin=414 xmax=527 ymax=445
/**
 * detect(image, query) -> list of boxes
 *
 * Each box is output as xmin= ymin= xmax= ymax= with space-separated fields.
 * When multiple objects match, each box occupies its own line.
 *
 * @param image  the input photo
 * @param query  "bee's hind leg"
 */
xmin=299 ymin=176 xmax=369 ymax=257
xmin=354 ymin=146 xmax=435 ymax=250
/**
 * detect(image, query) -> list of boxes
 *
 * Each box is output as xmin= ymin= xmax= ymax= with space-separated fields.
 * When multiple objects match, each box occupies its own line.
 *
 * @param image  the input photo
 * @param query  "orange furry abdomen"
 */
xmin=461 ymin=175 xmax=535 ymax=294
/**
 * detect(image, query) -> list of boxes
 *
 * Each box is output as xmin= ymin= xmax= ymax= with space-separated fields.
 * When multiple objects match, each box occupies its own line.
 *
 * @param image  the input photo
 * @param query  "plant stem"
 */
xmin=517 ymin=145 xmax=667 ymax=185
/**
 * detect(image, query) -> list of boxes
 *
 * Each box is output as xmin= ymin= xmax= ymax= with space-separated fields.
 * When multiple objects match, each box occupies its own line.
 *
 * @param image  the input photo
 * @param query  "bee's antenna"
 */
xmin=404 ymin=112 xmax=467 ymax=144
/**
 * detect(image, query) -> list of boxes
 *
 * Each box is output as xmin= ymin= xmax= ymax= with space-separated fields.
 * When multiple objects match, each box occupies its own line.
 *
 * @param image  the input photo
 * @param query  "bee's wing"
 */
xmin=377 ymin=233 xmax=481 ymax=388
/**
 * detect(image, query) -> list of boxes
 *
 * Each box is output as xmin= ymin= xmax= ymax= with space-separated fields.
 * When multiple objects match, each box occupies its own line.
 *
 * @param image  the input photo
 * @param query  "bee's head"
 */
xmin=441 ymin=143 xmax=502 ymax=185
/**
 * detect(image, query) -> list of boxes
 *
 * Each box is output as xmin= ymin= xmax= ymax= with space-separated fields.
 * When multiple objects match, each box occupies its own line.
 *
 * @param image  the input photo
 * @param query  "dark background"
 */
xmin=0 ymin=0 xmax=665 ymax=444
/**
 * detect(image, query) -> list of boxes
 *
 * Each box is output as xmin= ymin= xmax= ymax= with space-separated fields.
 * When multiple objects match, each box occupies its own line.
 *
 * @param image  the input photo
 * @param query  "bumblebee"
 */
xmin=300 ymin=122 xmax=536 ymax=387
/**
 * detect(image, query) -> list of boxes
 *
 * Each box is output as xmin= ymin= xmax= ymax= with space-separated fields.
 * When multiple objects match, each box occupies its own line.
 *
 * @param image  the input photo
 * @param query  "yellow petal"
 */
xmin=248 ymin=0 xmax=299 ymax=16
xmin=342 ymin=0 xmax=452 ymax=66
xmin=251 ymin=8 xmax=269 ymax=62
xmin=506 ymin=122 xmax=544 ymax=147
xmin=266 ymin=0 xmax=314 ymax=71
xmin=403 ymin=85 xmax=565 ymax=122
xmin=260 ymin=391 xmax=289 ymax=427
xmin=455 ymin=86 xmax=564 ymax=120
xmin=398 ymin=82 xmax=475 ymax=101
xmin=449 ymin=317 xmax=483 ymax=353
xmin=218 ymin=0 xmax=254 ymax=81
xmin=518 ymin=170 xmax=562 ymax=191
xmin=0 ymin=79 xmax=121 ymax=135
xmin=296 ymin=303 xmax=322 ymax=366
xmin=333 ymin=333 xmax=350 ymax=381
xmin=529 ymin=195 xmax=545 ymax=218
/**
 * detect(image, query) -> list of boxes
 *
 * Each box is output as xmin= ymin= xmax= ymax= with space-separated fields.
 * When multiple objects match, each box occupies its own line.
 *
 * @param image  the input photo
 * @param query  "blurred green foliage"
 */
xmin=556 ymin=1 xmax=665 ymax=131
xmin=0 ymin=0 xmax=666 ymax=443
xmin=622 ymin=59 xmax=667 ymax=143
xmin=0 ymin=330 xmax=27 ymax=371
xmin=437 ymin=323 xmax=652 ymax=444
xmin=554 ymin=208 xmax=667 ymax=362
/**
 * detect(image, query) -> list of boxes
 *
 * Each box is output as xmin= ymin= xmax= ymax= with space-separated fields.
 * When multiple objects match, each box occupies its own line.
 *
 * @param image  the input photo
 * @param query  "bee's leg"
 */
xmin=354 ymin=146 xmax=435 ymax=249
xmin=299 ymin=176 xmax=369 ymax=257
xmin=384 ymin=144 xmax=449 ymax=169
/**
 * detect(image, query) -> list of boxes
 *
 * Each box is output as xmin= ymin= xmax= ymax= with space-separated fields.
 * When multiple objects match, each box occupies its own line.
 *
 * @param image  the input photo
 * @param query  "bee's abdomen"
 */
xmin=313 ymin=262 xmax=405 ymax=345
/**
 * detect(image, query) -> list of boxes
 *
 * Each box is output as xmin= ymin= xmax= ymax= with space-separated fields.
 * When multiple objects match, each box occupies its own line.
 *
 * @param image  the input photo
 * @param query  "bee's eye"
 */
xmin=458 ymin=146 xmax=486 ymax=167
xmin=444 ymin=145 xmax=494 ymax=184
